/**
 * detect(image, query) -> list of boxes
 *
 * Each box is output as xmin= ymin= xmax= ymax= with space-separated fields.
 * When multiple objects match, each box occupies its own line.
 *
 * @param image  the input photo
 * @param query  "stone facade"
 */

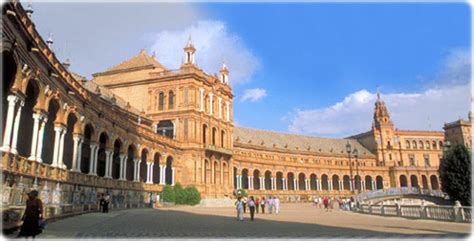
xmin=444 ymin=113 xmax=472 ymax=149
xmin=1 ymin=1 xmax=459 ymax=221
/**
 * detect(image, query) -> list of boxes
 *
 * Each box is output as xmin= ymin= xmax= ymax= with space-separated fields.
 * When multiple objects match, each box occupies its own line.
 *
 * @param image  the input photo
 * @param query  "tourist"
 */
xmin=242 ymin=196 xmax=248 ymax=213
xmin=274 ymin=196 xmax=280 ymax=214
xmin=268 ymin=196 xmax=273 ymax=214
xmin=260 ymin=197 xmax=266 ymax=214
xmin=99 ymin=193 xmax=105 ymax=212
xmin=103 ymin=193 xmax=110 ymax=213
xmin=18 ymin=190 xmax=44 ymax=238
xmin=248 ymin=196 xmax=256 ymax=221
xmin=235 ymin=197 xmax=244 ymax=221
xmin=329 ymin=197 xmax=334 ymax=211
xmin=323 ymin=196 xmax=329 ymax=211
xmin=255 ymin=197 xmax=260 ymax=213
xmin=313 ymin=196 xmax=318 ymax=206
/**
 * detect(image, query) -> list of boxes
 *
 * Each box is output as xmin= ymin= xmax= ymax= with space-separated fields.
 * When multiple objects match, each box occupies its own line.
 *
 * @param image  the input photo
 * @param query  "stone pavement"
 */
xmin=32 ymin=203 xmax=471 ymax=238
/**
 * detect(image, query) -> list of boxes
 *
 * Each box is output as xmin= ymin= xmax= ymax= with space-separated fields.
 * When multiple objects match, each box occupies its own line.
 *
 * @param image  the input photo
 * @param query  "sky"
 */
xmin=30 ymin=2 xmax=471 ymax=138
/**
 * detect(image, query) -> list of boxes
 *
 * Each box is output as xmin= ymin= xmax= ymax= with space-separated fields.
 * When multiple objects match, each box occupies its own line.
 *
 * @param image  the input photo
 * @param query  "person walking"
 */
xmin=255 ymin=197 xmax=260 ymax=214
xmin=267 ymin=196 xmax=273 ymax=214
xmin=260 ymin=197 xmax=266 ymax=214
xmin=235 ymin=197 xmax=244 ymax=221
xmin=323 ymin=196 xmax=329 ymax=212
xmin=99 ymin=193 xmax=105 ymax=212
xmin=274 ymin=196 xmax=280 ymax=214
xmin=18 ymin=190 xmax=44 ymax=238
xmin=242 ymin=196 xmax=247 ymax=213
xmin=248 ymin=196 xmax=256 ymax=221
xmin=103 ymin=193 xmax=110 ymax=213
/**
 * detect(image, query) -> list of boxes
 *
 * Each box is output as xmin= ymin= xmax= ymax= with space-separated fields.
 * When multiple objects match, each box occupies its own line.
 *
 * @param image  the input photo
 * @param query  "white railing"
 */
xmin=355 ymin=187 xmax=444 ymax=202
xmin=357 ymin=203 xmax=471 ymax=223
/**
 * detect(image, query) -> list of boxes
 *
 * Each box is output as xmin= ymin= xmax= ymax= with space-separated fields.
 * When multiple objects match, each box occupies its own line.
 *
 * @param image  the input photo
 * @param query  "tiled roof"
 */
xmin=234 ymin=127 xmax=375 ymax=157
xmin=94 ymin=49 xmax=167 ymax=75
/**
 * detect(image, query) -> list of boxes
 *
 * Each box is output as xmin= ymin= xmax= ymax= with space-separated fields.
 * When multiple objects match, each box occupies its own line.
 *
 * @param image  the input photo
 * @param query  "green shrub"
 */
xmin=161 ymin=183 xmax=201 ymax=205
xmin=162 ymin=185 xmax=175 ymax=203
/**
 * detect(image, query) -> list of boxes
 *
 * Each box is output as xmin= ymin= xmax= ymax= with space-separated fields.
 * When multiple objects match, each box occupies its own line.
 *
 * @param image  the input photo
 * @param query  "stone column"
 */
xmin=372 ymin=180 xmax=375 ymax=190
xmin=133 ymin=159 xmax=139 ymax=182
xmin=137 ymin=160 xmax=142 ymax=182
xmin=57 ymin=127 xmax=67 ymax=169
xmin=318 ymin=179 xmax=322 ymax=191
xmin=282 ymin=178 xmax=287 ymax=190
xmin=341 ymin=180 xmax=344 ymax=190
xmin=305 ymin=179 xmax=310 ymax=190
xmin=89 ymin=144 xmax=97 ymax=175
xmin=209 ymin=93 xmax=214 ymax=115
xmin=294 ymin=179 xmax=298 ymax=190
xmin=146 ymin=162 xmax=152 ymax=183
xmin=260 ymin=177 xmax=264 ymax=190
xmin=171 ymin=167 xmax=175 ymax=185
xmin=104 ymin=150 xmax=112 ymax=178
xmin=35 ymin=116 xmax=47 ymax=162
xmin=201 ymin=159 xmax=205 ymax=184
xmin=51 ymin=126 xmax=62 ymax=167
xmin=199 ymin=88 xmax=204 ymax=112
xmin=10 ymin=100 xmax=24 ymax=154
xmin=249 ymin=176 xmax=254 ymax=190
xmin=28 ymin=113 xmax=41 ymax=160
xmin=119 ymin=154 xmax=127 ymax=180
xmin=150 ymin=163 xmax=155 ymax=183
xmin=159 ymin=165 xmax=164 ymax=184
xmin=1 ymin=95 xmax=18 ymax=152
xmin=71 ymin=135 xmax=82 ymax=171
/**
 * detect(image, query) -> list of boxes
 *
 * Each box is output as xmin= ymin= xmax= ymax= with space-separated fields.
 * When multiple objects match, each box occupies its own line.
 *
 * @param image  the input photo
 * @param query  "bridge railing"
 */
xmin=357 ymin=203 xmax=471 ymax=223
xmin=354 ymin=187 xmax=444 ymax=202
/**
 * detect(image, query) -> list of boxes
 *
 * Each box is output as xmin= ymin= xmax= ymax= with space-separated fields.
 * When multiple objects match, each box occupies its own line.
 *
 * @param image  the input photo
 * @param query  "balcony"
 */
xmin=205 ymin=144 xmax=233 ymax=156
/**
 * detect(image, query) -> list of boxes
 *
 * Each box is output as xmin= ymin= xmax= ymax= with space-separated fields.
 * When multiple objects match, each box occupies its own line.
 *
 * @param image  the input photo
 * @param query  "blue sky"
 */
xmin=31 ymin=2 xmax=471 ymax=137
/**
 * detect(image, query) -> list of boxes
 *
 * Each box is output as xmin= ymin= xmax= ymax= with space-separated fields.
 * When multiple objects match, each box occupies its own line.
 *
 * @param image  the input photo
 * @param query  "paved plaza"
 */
xmin=29 ymin=203 xmax=471 ymax=238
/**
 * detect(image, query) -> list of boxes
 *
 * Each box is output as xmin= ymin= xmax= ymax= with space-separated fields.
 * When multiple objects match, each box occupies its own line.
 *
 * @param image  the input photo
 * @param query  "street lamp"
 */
xmin=346 ymin=142 xmax=354 ymax=194
xmin=353 ymin=148 xmax=360 ymax=194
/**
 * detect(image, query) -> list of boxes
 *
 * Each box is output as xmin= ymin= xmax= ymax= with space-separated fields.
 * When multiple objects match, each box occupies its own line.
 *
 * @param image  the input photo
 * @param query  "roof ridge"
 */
xmin=97 ymin=50 xmax=167 ymax=75
xmin=235 ymin=126 xmax=358 ymax=141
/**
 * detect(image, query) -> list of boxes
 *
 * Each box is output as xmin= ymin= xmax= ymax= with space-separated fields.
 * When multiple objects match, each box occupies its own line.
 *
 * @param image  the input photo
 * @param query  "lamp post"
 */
xmin=354 ymin=148 xmax=360 ymax=194
xmin=346 ymin=142 xmax=354 ymax=194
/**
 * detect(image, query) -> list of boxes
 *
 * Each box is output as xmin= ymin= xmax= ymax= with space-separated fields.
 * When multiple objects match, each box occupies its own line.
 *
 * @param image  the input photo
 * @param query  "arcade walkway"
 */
xmin=37 ymin=203 xmax=470 ymax=238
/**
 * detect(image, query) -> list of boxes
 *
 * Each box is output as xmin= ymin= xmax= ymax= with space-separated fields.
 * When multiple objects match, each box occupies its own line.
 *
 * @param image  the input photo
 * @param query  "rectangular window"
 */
xmin=409 ymin=154 xmax=415 ymax=166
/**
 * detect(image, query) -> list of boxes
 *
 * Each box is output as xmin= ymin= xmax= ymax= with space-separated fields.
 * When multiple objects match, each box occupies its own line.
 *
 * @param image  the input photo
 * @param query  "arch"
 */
xmin=16 ymin=80 xmax=40 ymax=157
xmin=165 ymin=155 xmax=173 ymax=185
xmin=432 ymin=141 xmax=437 ymax=150
xmin=287 ymin=172 xmax=295 ymax=190
xmin=153 ymin=152 xmax=160 ymax=184
xmin=126 ymin=144 xmax=136 ymax=181
xmin=410 ymin=175 xmax=419 ymax=188
xmin=419 ymin=141 xmax=424 ymax=149
xmin=332 ymin=174 xmax=340 ymax=191
xmin=354 ymin=175 xmax=362 ymax=192
xmin=241 ymin=168 xmax=249 ymax=189
xmin=343 ymin=175 xmax=350 ymax=190
xmin=111 ymin=139 xmax=122 ymax=179
xmin=212 ymin=127 xmax=217 ymax=145
xmin=213 ymin=161 xmax=219 ymax=184
xmin=365 ymin=175 xmax=373 ymax=190
xmin=421 ymin=175 xmax=429 ymax=189
xmin=202 ymin=124 xmax=208 ymax=144
xmin=376 ymin=175 xmax=384 ymax=189
xmin=405 ymin=140 xmax=410 ymax=149
xmin=399 ymin=175 xmax=408 ymax=187
xmin=412 ymin=140 xmax=417 ymax=149
xmin=298 ymin=173 xmax=306 ymax=190
xmin=439 ymin=141 xmax=443 ymax=149
xmin=276 ymin=172 xmax=283 ymax=190
xmin=253 ymin=169 xmax=260 ymax=190
xmin=158 ymin=92 xmax=164 ymax=110
xmin=2 ymin=50 xmax=17 ymax=122
xmin=310 ymin=174 xmax=317 ymax=190
xmin=222 ymin=162 xmax=228 ymax=185
xmin=96 ymin=132 xmax=109 ymax=177
xmin=40 ymin=98 xmax=61 ymax=165
xmin=168 ymin=90 xmax=174 ymax=109
xmin=264 ymin=171 xmax=272 ymax=190
xmin=430 ymin=175 xmax=439 ymax=190
xmin=140 ymin=149 xmax=149 ymax=182
xmin=62 ymin=112 xmax=78 ymax=169
xmin=156 ymin=120 xmax=174 ymax=139
xmin=80 ymin=124 xmax=94 ymax=173
xmin=425 ymin=141 xmax=431 ymax=150
xmin=321 ymin=174 xmax=329 ymax=190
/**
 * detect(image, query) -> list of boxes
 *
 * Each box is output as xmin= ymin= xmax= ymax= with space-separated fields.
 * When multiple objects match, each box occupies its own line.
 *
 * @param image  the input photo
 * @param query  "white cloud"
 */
xmin=150 ymin=20 xmax=260 ymax=85
xmin=241 ymin=88 xmax=268 ymax=102
xmin=288 ymin=49 xmax=471 ymax=138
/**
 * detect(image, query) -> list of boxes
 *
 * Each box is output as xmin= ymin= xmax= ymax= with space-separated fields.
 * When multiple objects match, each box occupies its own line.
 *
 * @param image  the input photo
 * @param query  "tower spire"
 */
xmin=183 ymin=34 xmax=196 ymax=65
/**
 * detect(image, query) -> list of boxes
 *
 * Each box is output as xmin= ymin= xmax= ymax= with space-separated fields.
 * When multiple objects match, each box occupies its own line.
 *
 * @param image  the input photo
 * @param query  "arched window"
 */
xmin=425 ymin=141 xmax=430 ymax=149
xmin=212 ymin=127 xmax=217 ymax=145
xmin=202 ymin=124 xmax=207 ymax=144
xmin=439 ymin=141 xmax=443 ymax=149
xmin=412 ymin=141 xmax=417 ymax=149
xmin=221 ymin=130 xmax=225 ymax=147
xmin=432 ymin=141 xmax=437 ymax=149
xmin=156 ymin=120 xmax=174 ymax=138
xmin=158 ymin=92 xmax=164 ymax=111
xmin=419 ymin=141 xmax=424 ymax=149
xmin=405 ymin=140 xmax=410 ymax=149
xmin=168 ymin=91 xmax=174 ymax=109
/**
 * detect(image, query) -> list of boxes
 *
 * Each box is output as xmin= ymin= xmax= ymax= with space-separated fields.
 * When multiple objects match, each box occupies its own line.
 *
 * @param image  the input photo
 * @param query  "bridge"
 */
xmin=354 ymin=187 xmax=449 ymax=205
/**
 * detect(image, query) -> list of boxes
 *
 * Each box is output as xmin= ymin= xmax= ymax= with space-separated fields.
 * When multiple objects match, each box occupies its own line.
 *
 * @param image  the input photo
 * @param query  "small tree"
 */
xmin=184 ymin=186 xmax=201 ymax=205
xmin=439 ymin=144 xmax=471 ymax=206
xmin=162 ymin=185 xmax=175 ymax=203
xmin=174 ymin=183 xmax=186 ymax=204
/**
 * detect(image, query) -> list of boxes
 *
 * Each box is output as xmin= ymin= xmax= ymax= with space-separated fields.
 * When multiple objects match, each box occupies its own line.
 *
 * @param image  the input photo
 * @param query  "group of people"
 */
xmin=313 ymin=196 xmax=354 ymax=211
xmin=99 ymin=193 xmax=111 ymax=213
xmin=235 ymin=196 xmax=281 ymax=221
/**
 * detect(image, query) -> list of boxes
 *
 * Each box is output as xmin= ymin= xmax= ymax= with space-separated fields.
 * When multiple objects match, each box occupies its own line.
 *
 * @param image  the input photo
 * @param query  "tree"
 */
xmin=439 ymin=144 xmax=471 ymax=206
